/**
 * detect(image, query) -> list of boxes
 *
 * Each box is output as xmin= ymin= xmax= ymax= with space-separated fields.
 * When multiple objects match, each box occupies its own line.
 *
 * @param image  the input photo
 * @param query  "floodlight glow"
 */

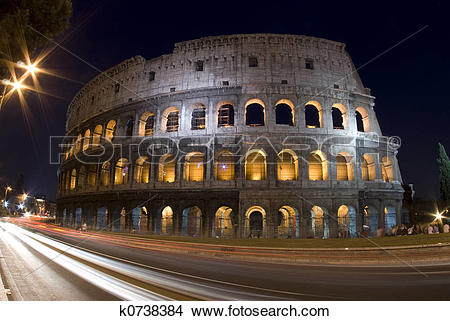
xmin=19 ymin=203 xmax=24 ymax=210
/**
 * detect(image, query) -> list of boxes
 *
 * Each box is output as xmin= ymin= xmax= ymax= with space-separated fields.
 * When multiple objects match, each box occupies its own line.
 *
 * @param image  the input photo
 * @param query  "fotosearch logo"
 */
xmin=49 ymin=133 xmax=401 ymax=166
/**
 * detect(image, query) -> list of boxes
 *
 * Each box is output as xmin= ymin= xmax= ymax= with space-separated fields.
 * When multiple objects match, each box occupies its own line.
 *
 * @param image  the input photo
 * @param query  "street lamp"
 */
xmin=4 ymin=186 xmax=12 ymax=201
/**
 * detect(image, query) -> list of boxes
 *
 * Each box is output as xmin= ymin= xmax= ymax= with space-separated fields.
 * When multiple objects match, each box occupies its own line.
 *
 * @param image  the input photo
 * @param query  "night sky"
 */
xmin=0 ymin=1 xmax=448 ymax=200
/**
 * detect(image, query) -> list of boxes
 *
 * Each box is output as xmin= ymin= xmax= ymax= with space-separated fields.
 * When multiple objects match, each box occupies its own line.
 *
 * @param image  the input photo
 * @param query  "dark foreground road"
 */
xmin=1 ymin=219 xmax=449 ymax=300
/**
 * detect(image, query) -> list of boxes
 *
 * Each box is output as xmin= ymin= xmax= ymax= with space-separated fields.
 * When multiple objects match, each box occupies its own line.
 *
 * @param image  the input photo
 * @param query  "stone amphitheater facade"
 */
xmin=56 ymin=33 xmax=404 ymax=239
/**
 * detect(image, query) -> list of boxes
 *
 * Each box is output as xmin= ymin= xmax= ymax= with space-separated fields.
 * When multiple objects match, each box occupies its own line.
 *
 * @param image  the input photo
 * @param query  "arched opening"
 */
xmin=336 ymin=153 xmax=354 ymax=181
xmin=382 ymin=156 xmax=394 ymax=182
xmin=363 ymin=206 xmax=379 ymax=237
xmin=69 ymin=138 xmax=75 ymax=156
xmin=275 ymin=99 xmax=294 ymax=126
xmin=217 ymin=102 xmax=234 ymax=127
xmin=125 ymin=117 xmax=134 ymax=137
xmin=139 ymin=111 xmax=155 ymax=136
xmin=162 ymin=107 xmax=179 ymax=132
xmin=361 ymin=154 xmax=376 ymax=181
xmin=184 ymin=152 xmax=204 ymax=182
xmin=308 ymin=150 xmax=328 ymax=181
xmin=114 ymin=158 xmax=129 ymax=185
xmin=65 ymin=172 xmax=70 ymax=191
xmin=385 ymin=206 xmax=397 ymax=234
xmin=181 ymin=206 xmax=202 ymax=236
xmin=156 ymin=206 xmax=173 ymax=235
xmin=101 ymin=162 xmax=110 ymax=186
xmin=191 ymin=103 xmax=206 ymax=130
xmin=75 ymin=208 xmax=82 ymax=229
xmin=70 ymin=169 xmax=77 ymax=190
xmin=311 ymin=206 xmax=329 ymax=238
xmin=92 ymin=125 xmax=103 ymax=146
xmin=158 ymin=154 xmax=176 ymax=182
xmin=245 ymin=206 xmax=266 ymax=238
xmin=105 ymin=120 xmax=116 ymax=141
xmin=277 ymin=206 xmax=297 ymax=238
xmin=245 ymin=149 xmax=266 ymax=180
xmin=215 ymin=150 xmax=235 ymax=181
xmin=87 ymin=164 xmax=97 ymax=186
xmin=83 ymin=129 xmax=91 ymax=151
xmin=277 ymin=149 xmax=298 ymax=181
xmin=245 ymin=99 xmax=265 ymax=126
xmin=213 ymin=206 xmax=234 ymax=238
xmin=337 ymin=205 xmax=357 ymax=238
xmin=96 ymin=207 xmax=108 ymax=231
xmin=77 ymin=166 xmax=86 ymax=189
xmin=135 ymin=156 xmax=150 ymax=183
xmin=305 ymin=101 xmax=322 ymax=128
xmin=75 ymin=134 xmax=82 ymax=153
xmin=355 ymin=107 xmax=370 ymax=132
xmin=332 ymin=103 xmax=347 ymax=129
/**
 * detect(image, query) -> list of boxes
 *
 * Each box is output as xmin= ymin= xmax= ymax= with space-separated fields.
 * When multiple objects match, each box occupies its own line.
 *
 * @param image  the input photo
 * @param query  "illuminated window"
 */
xmin=184 ymin=152 xmax=204 ymax=182
xmin=139 ymin=112 xmax=155 ymax=136
xmin=361 ymin=154 xmax=376 ymax=181
xmin=356 ymin=107 xmax=370 ymax=132
xmin=70 ymin=169 xmax=77 ymax=190
xmin=105 ymin=120 xmax=116 ymax=141
xmin=75 ymin=134 xmax=82 ymax=153
xmin=101 ymin=162 xmax=110 ymax=186
xmin=83 ymin=129 xmax=91 ymax=151
xmin=215 ymin=150 xmax=234 ymax=181
xmin=308 ymin=151 xmax=328 ymax=181
xmin=161 ymin=206 xmax=173 ymax=235
xmin=162 ymin=107 xmax=179 ymax=133
xmin=218 ymin=103 xmax=234 ymax=127
xmin=158 ymin=154 xmax=175 ymax=183
xmin=277 ymin=150 xmax=298 ymax=181
xmin=382 ymin=156 xmax=394 ymax=182
xmin=245 ymin=150 xmax=266 ymax=180
xmin=92 ymin=125 xmax=103 ymax=146
xmin=336 ymin=153 xmax=354 ymax=181
xmin=245 ymin=99 xmax=265 ymax=126
xmin=135 ymin=156 xmax=150 ymax=184
xmin=191 ymin=104 xmax=206 ymax=130
xmin=114 ymin=158 xmax=129 ymax=185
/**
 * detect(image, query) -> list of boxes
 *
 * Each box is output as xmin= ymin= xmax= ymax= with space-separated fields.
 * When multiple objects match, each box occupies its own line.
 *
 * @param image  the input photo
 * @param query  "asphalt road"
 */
xmin=1 ymin=219 xmax=450 ymax=300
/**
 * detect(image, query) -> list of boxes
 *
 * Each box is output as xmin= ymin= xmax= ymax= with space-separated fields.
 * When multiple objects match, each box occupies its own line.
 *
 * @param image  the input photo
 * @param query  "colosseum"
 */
xmin=56 ymin=33 xmax=404 ymax=239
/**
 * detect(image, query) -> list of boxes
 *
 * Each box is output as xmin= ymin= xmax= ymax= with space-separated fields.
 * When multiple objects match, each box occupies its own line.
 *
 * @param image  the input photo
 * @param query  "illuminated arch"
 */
xmin=160 ymin=206 xmax=173 ymax=235
xmin=92 ymin=125 xmax=103 ymax=146
xmin=311 ymin=206 xmax=329 ymax=238
xmin=135 ymin=156 xmax=150 ymax=183
xmin=70 ymin=169 xmax=77 ymax=190
xmin=158 ymin=154 xmax=176 ymax=182
xmin=101 ymin=162 xmax=110 ymax=186
xmin=217 ymin=101 xmax=234 ymax=127
xmin=361 ymin=154 xmax=376 ymax=181
xmin=277 ymin=206 xmax=298 ymax=238
xmin=105 ymin=120 xmax=116 ymax=141
xmin=215 ymin=150 xmax=235 ymax=181
xmin=213 ymin=206 xmax=234 ymax=238
xmin=83 ymin=129 xmax=91 ymax=151
xmin=139 ymin=111 xmax=155 ymax=136
xmin=275 ymin=99 xmax=295 ymax=126
xmin=161 ymin=107 xmax=179 ymax=132
xmin=245 ymin=149 xmax=267 ymax=180
xmin=245 ymin=98 xmax=265 ymax=126
xmin=277 ymin=149 xmax=298 ymax=180
xmin=245 ymin=206 xmax=266 ymax=238
xmin=332 ymin=103 xmax=347 ymax=130
xmin=114 ymin=158 xmax=129 ymax=185
xmin=336 ymin=152 xmax=354 ymax=181
xmin=308 ymin=150 xmax=328 ymax=180
xmin=184 ymin=152 xmax=204 ymax=181
xmin=191 ymin=103 xmax=206 ymax=130
xmin=75 ymin=134 xmax=82 ymax=153
xmin=355 ymin=107 xmax=370 ymax=132
xmin=305 ymin=100 xmax=322 ymax=128
xmin=382 ymin=156 xmax=394 ymax=182
xmin=337 ymin=205 xmax=357 ymax=238
xmin=384 ymin=206 xmax=397 ymax=233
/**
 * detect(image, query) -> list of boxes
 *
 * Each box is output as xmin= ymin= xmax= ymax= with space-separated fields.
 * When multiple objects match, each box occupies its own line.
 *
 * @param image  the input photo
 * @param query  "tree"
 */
xmin=0 ymin=0 xmax=72 ymax=79
xmin=437 ymin=143 xmax=450 ymax=202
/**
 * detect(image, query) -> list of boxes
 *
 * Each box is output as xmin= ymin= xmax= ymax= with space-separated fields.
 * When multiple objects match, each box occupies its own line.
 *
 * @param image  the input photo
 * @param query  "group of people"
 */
xmin=390 ymin=222 xmax=450 ymax=236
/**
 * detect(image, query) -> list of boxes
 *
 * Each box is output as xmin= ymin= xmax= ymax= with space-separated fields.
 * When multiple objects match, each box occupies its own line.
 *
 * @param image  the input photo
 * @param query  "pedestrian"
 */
xmin=82 ymin=222 xmax=87 ymax=232
xmin=433 ymin=225 xmax=440 ymax=234
xmin=427 ymin=225 xmax=434 ymax=234
xmin=443 ymin=223 xmax=450 ymax=233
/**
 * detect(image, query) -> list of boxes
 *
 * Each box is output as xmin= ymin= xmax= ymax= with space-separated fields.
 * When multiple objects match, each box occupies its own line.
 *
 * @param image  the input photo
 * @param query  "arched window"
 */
xmin=355 ymin=107 xmax=370 ymax=132
xmin=275 ymin=99 xmax=294 ymax=126
xmin=78 ymin=166 xmax=86 ymax=188
xmin=382 ymin=156 xmax=394 ymax=182
xmin=65 ymin=171 xmax=70 ymax=191
xmin=83 ymin=129 xmax=91 ymax=151
xmin=217 ymin=103 xmax=234 ymax=127
xmin=277 ymin=150 xmax=298 ymax=180
xmin=361 ymin=154 xmax=376 ymax=181
xmin=184 ymin=152 xmax=204 ymax=182
xmin=69 ymin=138 xmax=75 ymax=157
xmin=75 ymin=134 xmax=82 ymax=153
xmin=305 ymin=101 xmax=322 ymax=128
xmin=158 ymin=154 xmax=175 ymax=183
xmin=191 ymin=104 xmax=206 ymax=130
xmin=245 ymin=150 xmax=266 ymax=180
xmin=125 ymin=118 xmax=134 ymax=137
xmin=114 ymin=158 xmax=129 ymax=185
xmin=332 ymin=103 xmax=347 ymax=130
xmin=308 ymin=150 xmax=328 ymax=180
xmin=245 ymin=99 xmax=265 ymax=126
xmin=162 ymin=107 xmax=179 ymax=132
xmin=139 ymin=111 xmax=155 ymax=136
xmin=311 ymin=206 xmax=328 ymax=238
xmin=135 ymin=156 xmax=150 ymax=183
xmin=92 ymin=125 xmax=103 ymax=146
xmin=87 ymin=164 xmax=97 ymax=186
xmin=101 ymin=162 xmax=111 ymax=186
xmin=105 ymin=120 xmax=116 ymax=141
xmin=70 ymin=169 xmax=77 ymax=190
xmin=215 ymin=150 xmax=234 ymax=181
xmin=336 ymin=153 xmax=354 ymax=181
